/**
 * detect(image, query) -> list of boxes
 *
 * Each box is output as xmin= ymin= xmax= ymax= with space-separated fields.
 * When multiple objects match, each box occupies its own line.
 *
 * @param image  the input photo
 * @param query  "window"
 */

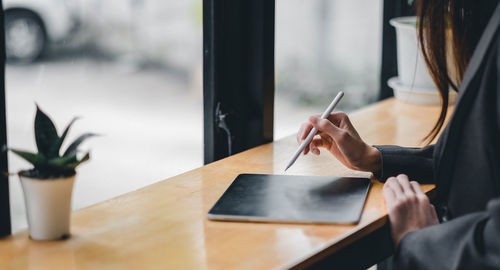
xmin=275 ymin=0 xmax=383 ymax=139
xmin=5 ymin=0 xmax=203 ymax=232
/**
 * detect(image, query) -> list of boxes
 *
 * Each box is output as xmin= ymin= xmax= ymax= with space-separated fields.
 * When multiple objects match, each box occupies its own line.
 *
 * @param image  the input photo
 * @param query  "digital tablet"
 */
xmin=207 ymin=174 xmax=371 ymax=224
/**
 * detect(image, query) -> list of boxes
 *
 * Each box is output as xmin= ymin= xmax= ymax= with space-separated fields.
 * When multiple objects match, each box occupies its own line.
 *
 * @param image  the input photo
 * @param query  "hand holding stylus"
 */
xmin=295 ymin=100 xmax=382 ymax=173
xmin=285 ymin=92 xmax=344 ymax=171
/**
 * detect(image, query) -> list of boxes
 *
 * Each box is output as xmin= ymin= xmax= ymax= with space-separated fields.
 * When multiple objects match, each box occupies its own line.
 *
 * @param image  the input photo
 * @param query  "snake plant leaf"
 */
xmin=10 ymin=149 xmax=46 ymax=167
xmin=35 ymin=105 xmax=59 ymax=157
xmin=64 ymin=152 xmax=90 ymax=169
xmin=63 ymin=133 xmax=97 ymax=157
xmin=47 ymin=154 xmax=78 ymax=168
xmin=48 ymin=117 xmax=79 ymax=158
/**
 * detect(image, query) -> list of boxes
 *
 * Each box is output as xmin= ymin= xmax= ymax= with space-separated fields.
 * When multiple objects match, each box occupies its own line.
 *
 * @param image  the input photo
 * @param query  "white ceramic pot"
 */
xmin=390 ymin=16 xmax=436 ymax=89
xmin=388 ymin=77 xmax=457 ymax=105
xmin=19 ymin=174 xmax=75 ymax=240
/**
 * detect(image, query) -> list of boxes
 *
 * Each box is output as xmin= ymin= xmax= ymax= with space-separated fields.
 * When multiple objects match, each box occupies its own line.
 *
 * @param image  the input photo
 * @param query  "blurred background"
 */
xmin=5 ymin=0 xmax=382 ymax=232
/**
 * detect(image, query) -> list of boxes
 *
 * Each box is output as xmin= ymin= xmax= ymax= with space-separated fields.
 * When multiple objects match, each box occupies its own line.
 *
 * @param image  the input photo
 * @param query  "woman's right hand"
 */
xmin=296 ymin=112 xmax=382 ymax=173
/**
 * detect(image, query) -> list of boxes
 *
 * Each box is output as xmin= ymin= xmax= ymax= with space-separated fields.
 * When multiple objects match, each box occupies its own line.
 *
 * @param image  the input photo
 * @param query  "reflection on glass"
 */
xmin=5 ymin=0 xmax=203 ymax=232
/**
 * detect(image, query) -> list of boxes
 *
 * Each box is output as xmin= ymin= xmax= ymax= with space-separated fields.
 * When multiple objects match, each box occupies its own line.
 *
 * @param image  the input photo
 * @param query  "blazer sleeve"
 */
xmin=373 ymin=145 xmax=435 ymax=183
xmin=394 ymin=198 xmax=500 ymax=269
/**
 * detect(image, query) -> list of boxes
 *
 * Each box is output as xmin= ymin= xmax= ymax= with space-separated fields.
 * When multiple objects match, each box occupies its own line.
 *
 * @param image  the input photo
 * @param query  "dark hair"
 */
xmin=416 ymin=0 xmax=498 ymax=143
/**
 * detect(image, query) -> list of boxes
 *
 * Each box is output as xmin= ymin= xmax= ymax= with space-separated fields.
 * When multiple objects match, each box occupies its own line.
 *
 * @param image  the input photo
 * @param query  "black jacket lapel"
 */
xmin=435 ymin=3 xmax=500 ymax=203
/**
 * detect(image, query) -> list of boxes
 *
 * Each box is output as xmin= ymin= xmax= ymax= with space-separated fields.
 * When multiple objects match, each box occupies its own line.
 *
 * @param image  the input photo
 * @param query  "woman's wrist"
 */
xmin=365 ymin=146 xmax=382 ymax=173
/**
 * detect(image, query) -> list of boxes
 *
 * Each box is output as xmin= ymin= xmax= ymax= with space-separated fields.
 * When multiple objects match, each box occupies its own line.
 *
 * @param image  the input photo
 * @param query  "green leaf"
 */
xmin=34 ymin=105 xmax=59 ymax=157
xmin=63 ymin=133 xmax=96 ymax=157
xmin=47 ymin=155 xmax=78 ymax=168
xmin=48 ymin=117 xmax=79 ymax=158
xmin=10 ymin=149 xmax=46 ymax=167
xmin=64 ymin=152 xmax=90 ymax=169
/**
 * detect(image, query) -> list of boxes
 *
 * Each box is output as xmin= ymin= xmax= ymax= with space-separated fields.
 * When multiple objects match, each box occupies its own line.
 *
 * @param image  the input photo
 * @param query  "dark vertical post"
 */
xmin=203 ymin=0 xmax=275 ymax=164
xmin=0 ymin=0 xmax=12 ymax=237
xmin=379 ymin=0 xmax=414 ymax=100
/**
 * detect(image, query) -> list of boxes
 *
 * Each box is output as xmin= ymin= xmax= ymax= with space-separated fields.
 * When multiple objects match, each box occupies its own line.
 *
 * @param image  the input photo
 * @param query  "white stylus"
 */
xmin=284 ymin=91 xmax=344 ymax=171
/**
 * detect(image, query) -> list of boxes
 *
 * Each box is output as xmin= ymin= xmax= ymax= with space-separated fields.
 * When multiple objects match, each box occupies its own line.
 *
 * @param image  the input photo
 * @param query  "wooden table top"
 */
xmin=0 ymin=98 xmax=445 ymax=270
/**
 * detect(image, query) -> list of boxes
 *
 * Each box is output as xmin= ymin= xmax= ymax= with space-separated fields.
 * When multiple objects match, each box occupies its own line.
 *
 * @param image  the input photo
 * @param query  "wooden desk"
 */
xmin=0 ymin=98 xmax=444 ymax=269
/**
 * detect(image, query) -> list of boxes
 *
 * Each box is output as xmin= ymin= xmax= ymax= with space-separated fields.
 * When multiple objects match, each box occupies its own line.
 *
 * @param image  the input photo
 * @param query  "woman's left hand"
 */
xmin=383 ymin=174 xmax=439 ymax=249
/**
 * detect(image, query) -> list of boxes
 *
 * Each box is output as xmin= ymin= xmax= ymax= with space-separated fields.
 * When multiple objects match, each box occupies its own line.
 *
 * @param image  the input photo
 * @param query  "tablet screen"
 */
xmin=207 ymin=174 xmax=371 ymax=224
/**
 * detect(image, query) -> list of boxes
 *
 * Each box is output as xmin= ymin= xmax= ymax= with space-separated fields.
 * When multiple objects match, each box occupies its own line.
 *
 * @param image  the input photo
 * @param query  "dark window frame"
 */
xmin=0 ymin=0 xmax=11 ymax=238
xmin=202 ymin=0 xmax=275 ymax=164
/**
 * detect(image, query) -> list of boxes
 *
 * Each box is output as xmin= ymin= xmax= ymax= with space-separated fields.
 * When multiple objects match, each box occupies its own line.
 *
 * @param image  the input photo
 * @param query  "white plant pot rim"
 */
xmin=389 ymin=16 xmax=417 ymax=30
xmin=18 ymin=171 xmax=76 ymax=180
xmin=388 ymin=77 xmax=437 ymax=94
xmin=388 ymin=76 xmax=457 ymax=105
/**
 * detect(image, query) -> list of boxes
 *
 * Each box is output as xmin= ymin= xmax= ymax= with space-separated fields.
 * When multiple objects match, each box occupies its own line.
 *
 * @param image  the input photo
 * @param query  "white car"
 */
xmin=3 ymin=0 xmax=79 ymax=62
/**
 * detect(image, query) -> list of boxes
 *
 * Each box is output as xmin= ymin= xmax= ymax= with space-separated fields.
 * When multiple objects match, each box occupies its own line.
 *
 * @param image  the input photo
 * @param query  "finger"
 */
xmin=300 ymin=123 xmax=313 ymax=142
xmin=386 ymin=177 xmax=407 ymax=200
xmin=326 ymin=112 xmax=348 ymax=126
xmin=315 ymin=130 xmax=327 ymax=136
xmin=310 ymin=138 xmax=325 ymax=155
xmin=303 ymin=142 xmax=310 ymax=155
xmin=396 ymin=174 xmax=414 ymax=196
xmin=311 ymin=137 xmax=330 ymax=155
xmin=320 ymin=132 xmax=340 ymax=152
xmin=318 ymin=132 xmax=331 ymax=141
xmin=297 ymin=124 xmax=305 ymax=144
xmin=303 ymin=138 xmax=319 ymax=155
xmin=298 ymin=122 xmax=313 ymax=155
xmin=410 ymin=181 xmax=425 ymax=195
xmin=386 ymin=177 xmax=405 ymax=198
xmin=309 ymin=139 xmax=319 ymax=155
xmin=312 ymin=138 xmax=329 ymax=148
xmin=311 ymin=146 xmax=320 ymax=155
xmin=309 ymin=116 xmax=342 ymax=140
xmin=382 ymin=183 xmax=397 ymax=210
xmin=429 ymin=204 xmax=439 ymax=223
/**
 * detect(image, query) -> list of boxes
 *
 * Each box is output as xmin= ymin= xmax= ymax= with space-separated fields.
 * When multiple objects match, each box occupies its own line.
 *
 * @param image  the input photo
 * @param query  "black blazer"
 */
xmin=374 ymin=4 xmax=500 ymax=269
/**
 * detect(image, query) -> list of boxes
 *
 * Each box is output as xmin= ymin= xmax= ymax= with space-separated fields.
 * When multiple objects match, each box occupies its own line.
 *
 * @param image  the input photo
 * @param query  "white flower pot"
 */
xmin=388 ymin=76 xmax=457 ymax=105
xmin=390 ymin=16 xmax=436 ymax=89
xmin=19 ymin=174 xmax=75 ymax=240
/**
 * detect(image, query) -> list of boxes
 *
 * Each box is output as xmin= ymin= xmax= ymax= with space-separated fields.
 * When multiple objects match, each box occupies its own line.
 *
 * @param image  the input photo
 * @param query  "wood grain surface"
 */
xmin=0 ymin=98 xmax=449 ymax=270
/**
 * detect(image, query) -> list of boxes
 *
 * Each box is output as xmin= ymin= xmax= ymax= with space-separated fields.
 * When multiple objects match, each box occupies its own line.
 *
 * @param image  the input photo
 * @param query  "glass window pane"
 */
xmin=275 ymin=0 xmax=383 ymax=139
xmin=5 ymin=0 xmax=203 ymax=232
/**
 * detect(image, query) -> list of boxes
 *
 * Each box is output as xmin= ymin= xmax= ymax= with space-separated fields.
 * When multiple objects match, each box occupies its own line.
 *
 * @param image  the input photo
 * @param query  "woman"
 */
xmin=297 ymin=1 xmax=500 ymax=268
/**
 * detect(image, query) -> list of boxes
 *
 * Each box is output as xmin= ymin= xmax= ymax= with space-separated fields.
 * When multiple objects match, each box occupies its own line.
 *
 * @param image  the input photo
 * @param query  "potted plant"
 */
xmin=388 ymin=3 xmax=457 ymax=105
xmin=390 ymin=16 xmax=436 ymax=89
xmin=8 ymin=106 xmax=95 ymax=240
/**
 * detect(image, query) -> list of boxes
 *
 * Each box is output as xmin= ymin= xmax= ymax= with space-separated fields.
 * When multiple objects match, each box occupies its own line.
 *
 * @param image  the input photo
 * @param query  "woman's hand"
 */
xmin=296 ymin=112 xmax=381 ymax=172
xmin=383 ymin=174 xmax=439 ymax=249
